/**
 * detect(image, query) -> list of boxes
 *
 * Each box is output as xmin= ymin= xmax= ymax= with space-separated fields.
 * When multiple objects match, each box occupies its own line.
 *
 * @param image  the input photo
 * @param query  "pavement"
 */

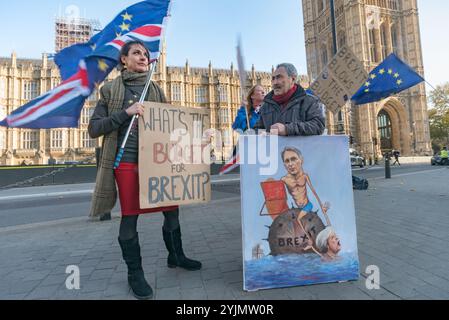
xmin=0 ymin=174 xmax=240 ymax=202
xmin=1 ymin=168 xmax=449 ymax=300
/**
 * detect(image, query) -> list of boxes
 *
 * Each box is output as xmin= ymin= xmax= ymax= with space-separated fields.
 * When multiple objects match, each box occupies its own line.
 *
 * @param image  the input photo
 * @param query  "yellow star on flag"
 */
xmin=370 ymin=74 xmax=376 ymax=79
xmin=396 ymin=79 xmax=403 ymax=85
xmin=364 ymin=89 xmax=370 ymax=93
xmin=379 ymin=69 xmax=385 ymax=75
xmin=121 ymin=12 xmax=133 ymax=21
xmin=388 ymin=69 xmax=393 ymax=74
xmin=119 ymin=22 xmax=130 ymax=32
xmin=98 ymin=59 xmax=109 ymax=72
xmin=394 ymin=73 xmax=400 ymax=78
xmin=365 ymin=82 xmax=371 ymax=87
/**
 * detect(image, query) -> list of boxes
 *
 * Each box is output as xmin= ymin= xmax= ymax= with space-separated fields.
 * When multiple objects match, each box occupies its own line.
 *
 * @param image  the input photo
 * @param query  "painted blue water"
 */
xmin=244 ymin=252 xmax=360 ymax=291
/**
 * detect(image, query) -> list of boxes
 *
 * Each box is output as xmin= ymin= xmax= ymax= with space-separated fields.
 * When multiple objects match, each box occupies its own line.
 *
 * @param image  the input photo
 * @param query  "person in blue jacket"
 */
xmin=232 ymin=85 xmax=266 ymax=132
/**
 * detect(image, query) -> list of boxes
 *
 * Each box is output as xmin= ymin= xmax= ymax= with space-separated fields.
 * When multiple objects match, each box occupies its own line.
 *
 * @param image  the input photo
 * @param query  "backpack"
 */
xmin=352 ymin=175 xmax=369 ymax=190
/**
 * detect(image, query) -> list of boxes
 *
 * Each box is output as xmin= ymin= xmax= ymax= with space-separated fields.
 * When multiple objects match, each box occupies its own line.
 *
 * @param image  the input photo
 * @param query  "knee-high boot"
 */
xmin=162 ymin=226 xmax=202 ymax=271
xmin=118 ymin=233 xmax=153 ymax=300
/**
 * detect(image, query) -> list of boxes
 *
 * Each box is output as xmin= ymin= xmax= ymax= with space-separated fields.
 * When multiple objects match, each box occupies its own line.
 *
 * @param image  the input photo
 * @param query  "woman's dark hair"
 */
xmin=119 ymin=40 xmax=150 ymax=70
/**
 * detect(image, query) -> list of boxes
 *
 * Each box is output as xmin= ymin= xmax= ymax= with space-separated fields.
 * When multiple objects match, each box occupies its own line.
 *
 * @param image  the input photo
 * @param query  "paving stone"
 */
xmin=156 ymin=276 xmax=179 ymax=289
xmin=89 ymin=268 xmax=115 ymax=281
xmin=103 ymin=282 xmax=129 ymax=297
xmin=25 ymin=285 xmax=60 ymax=300
xmin=155 ymin=287 xmax=181 ymax=300
xmin=8 ymin=280 xmax=41 ymax=295
xmin=80 ymin=279 xmax=109 ymax=293
xmin=180 ymin=288 xmax=208 ymax=300
xmin=415 ymin=285 xmax=449 ymax=300
xmin=1 ymin=170 xmax=449 ymax=300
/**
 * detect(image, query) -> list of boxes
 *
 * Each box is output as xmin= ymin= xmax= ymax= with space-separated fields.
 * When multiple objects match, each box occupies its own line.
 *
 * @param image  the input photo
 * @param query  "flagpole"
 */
xmin=236 ymin=37 xmax=251 ymax=132
xmin=330 ymin=0 xmax=338 ymax=56
xmin=113 ymin=61 xmax=157 ymax=170
xmin=424 ymin=80 xmax=437 ymax=92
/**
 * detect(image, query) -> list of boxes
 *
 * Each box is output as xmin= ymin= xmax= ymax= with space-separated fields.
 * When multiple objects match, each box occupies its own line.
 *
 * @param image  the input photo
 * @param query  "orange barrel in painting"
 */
xmin=260 ymin=180 xmax=289 ymax=220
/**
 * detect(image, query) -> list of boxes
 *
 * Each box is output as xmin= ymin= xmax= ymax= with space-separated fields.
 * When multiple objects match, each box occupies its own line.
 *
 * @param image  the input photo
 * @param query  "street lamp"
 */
xmin=412 ymin=121 xmax=417 ymax=155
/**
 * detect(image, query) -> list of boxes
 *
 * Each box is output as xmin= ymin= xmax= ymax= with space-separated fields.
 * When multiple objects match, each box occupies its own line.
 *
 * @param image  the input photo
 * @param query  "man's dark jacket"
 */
xmin=254 ymin=85 xmax=325 ymax=136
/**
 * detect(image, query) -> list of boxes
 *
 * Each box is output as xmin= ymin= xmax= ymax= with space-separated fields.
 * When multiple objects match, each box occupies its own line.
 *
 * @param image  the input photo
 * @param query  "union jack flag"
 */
xmin=0 ymin=0 xmax=171 ymax=129
xmin=219 ymin=153 xmax=240 ymax=175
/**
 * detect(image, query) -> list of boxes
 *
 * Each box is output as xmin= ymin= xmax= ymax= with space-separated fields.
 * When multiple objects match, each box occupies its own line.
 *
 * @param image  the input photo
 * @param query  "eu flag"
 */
xmin=351 ymin=53 xmax=424 ymax=105
xmin=55 ymin=0 xmax=171 ymax=81
xmin=1 ymin=0 xmax=171 ymax=129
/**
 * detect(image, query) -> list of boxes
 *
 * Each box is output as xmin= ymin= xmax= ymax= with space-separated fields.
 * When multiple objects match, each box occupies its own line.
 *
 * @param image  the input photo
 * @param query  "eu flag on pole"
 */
xmin=351 ymin=53 xmax=424 ymax=105
xmin=0 ymin=0 xmax=171 ymax=129
xmin=56 ymin=0 xmax=171 ymax=80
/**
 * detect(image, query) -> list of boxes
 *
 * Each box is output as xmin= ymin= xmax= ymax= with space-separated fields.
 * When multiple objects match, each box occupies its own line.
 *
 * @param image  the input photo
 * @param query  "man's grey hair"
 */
xmin=276 ymin=63 xmax=298 ymax=79
xmin=281 ymin=147 xmax=303 ymax=162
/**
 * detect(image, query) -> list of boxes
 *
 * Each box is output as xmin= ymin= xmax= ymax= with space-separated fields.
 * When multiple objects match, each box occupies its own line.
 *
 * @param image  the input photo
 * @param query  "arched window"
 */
xmin=380 ymin=24 xmax=389 ymax=59
xmin=321 ymin=45 xmax=328 ymax=66
xmin=391 ymin=25 xmax=399 ymax=55
xmin=81 ymin=131 xmax=97 ymax=148
xmin=336 ymin=110 xmax=345 ymax=134
xmin=171 ymin=83 xmax=183 ymax=102
xmin=389 ymin=0 xmax=399 ymax=10
xmin=338 ymin=31 xmax=346 ymax=48
xmin=195 ymin=86 xmax=207 ymax=103
xmin=50 ymin=130 xmax=64 ymax=149
xmin=377 ymin=110 xmax=393 ymax=151
xmin=369 ymin=29 xmax=378 ymax=63
xmin=21 ymin=130 xmax=39 ymax=150
xmin=338 ymin=110 xmax=344 ymax=122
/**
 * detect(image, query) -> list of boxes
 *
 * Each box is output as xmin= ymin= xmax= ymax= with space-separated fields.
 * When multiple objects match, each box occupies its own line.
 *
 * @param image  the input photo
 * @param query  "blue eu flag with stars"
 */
xmin=55 ymin=0 xmax=170 ymax=81
xmin=0 ymin=0 xmax=170 ymax=129
xmin=351 ymin=53 xmax=424 ymax=105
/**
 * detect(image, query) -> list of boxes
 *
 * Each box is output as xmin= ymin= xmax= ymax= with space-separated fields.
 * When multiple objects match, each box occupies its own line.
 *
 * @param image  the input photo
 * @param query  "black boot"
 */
xmin=118 ymin=233 xmax=153 ymax=300
xmin=162 ymin=227 xmax=202 ymax=271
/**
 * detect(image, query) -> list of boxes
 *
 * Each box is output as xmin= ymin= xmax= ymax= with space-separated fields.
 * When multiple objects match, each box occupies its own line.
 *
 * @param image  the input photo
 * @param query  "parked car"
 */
xmin=63 ymin=161 xmax=80 ymax=165
xmin=350 ymin=148 xmax=365 ymax=168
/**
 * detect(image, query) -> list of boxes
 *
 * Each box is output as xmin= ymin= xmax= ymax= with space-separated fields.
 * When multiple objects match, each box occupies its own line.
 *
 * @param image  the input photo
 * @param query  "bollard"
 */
xmin=385 ymin=153 xmax=391 ymax=179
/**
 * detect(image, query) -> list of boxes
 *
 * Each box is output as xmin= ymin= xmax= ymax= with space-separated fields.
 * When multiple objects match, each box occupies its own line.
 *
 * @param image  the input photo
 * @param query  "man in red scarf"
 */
xmin=254 ymin=63 xmax=325 ymax=136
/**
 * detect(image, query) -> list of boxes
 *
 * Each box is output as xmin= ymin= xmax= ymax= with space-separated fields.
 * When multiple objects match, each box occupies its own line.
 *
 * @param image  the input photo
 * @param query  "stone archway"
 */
xmin=375 ymin=98 xmax=411 ymax=156
xmin=377 ymin=110 xmax=393 ymax=152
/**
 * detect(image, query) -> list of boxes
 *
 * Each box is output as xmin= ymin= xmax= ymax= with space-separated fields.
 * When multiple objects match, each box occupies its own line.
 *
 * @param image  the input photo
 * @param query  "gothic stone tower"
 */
xmin=302 ymin=0 xmax=432 ymax=158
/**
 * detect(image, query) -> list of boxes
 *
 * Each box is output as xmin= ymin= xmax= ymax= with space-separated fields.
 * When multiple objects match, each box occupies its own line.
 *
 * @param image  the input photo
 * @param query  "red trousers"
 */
xmin=114 ymin=162 xmax=178 ymax=216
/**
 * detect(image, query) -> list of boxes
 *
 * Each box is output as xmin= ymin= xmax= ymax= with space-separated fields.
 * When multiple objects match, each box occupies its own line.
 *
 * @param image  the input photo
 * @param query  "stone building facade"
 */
xmin=302 ymin=0 xmax=432 ymax=158
xmin=1 ymin=46 xmax=311 ymax=165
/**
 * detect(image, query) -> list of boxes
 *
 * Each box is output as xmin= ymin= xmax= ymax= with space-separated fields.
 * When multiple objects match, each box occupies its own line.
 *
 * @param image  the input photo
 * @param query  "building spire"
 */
xmin=42 ymin=53 xmax=48 ymax=69
xmin=185 ymin=59 xmax=190 ymax=75
xmin=208 ymin=60 xmax=213 ymax=76
xmin=11 ymin=51 xmax=17 ymax=68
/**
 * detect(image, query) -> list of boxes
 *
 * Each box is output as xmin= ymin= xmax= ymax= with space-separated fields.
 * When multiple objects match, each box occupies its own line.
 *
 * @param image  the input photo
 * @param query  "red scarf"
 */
xmin=272 ymin=84 xmax=298 ymax=108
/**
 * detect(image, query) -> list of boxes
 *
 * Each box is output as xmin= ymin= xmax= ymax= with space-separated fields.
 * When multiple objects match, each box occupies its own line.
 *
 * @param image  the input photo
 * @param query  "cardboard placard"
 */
xmin=310 ymin=45 xmax=368 ymax=113
xmin=139 ymin=102 xmax=211 ymax=209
